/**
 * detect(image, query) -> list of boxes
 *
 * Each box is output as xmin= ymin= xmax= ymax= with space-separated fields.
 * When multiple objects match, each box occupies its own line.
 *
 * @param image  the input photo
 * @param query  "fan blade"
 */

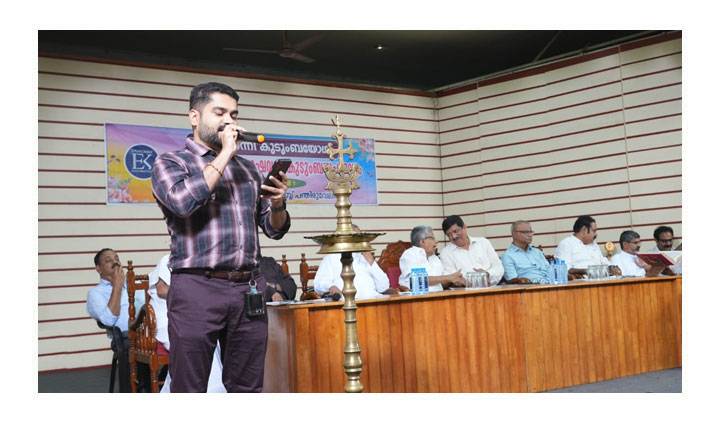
xmin=223 ymin=47 xmax=279 ymax=54
xmin=291 ymin=33 xmax=324 ymax=52
xmin=285 ymin=52 xmax=316 ymax=63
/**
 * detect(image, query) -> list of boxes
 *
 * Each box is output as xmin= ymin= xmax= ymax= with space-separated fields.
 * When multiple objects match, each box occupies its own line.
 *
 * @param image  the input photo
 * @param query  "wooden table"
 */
xmin=263 ymin=276 xmax=681 ymax=392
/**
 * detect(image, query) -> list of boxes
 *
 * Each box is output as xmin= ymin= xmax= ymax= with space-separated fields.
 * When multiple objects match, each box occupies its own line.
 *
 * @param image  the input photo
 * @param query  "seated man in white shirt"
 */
xmin=313 ymin=225 xmax=391 ymax=300
xmin=609 ymin=230 xmax=665 ymax=277
xmin=399 ymin=226 xmax=465 ymax=291
xmin=149 ymin=255 xmax=226 ymax=393
xmin=554 ymin=215 xmax=621 ymax=277
xmin=439 ymin=215 xmax=504 ymax=286
xmin=648 ymin=225 xmax=682 ymax=275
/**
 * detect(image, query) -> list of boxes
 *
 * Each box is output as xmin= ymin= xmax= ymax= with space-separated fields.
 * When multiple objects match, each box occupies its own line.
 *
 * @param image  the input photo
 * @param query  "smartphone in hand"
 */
xmin=260 ymin=159 xmax=292 ymax=197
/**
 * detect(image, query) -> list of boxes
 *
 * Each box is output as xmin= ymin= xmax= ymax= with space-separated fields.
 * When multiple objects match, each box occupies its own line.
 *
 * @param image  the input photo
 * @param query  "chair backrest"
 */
xmin=95 ymin=320 xmax=125 ymax=354
xmin=535 ymin=245 xmax=554 ymax=263
xmin=299 ymin=253 xmax=318 ymax=294
xmin=126 ymin=260 xmax=150 ymax=321
xmin=126 ymin=260 xmax=167 ymax=392
xmin=281 ymin=254 xmax=290 ymax=276
xmin=377 ymin=241 xmax=412 ymax=288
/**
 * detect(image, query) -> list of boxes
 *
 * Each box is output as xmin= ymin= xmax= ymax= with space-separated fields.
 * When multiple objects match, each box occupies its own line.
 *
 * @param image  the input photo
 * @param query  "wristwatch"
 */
xmin=270 ymin=199 xmax=287 ymax=213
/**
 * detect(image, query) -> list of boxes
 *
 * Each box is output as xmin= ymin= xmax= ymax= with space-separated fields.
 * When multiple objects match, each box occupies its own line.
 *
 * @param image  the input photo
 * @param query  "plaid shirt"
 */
xmin=151 ymin=136 xmax=290 ymax=271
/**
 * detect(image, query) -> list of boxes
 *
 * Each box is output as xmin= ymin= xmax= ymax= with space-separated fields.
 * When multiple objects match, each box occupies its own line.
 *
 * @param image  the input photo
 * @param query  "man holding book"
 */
xmin=647 ymin=226 xmax=682 ymax=275
xmin=610 ymin=230 xmax=666 ymax=277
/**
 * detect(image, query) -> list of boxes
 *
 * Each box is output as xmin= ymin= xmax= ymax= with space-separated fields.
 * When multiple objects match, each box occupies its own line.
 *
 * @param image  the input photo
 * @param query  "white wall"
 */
xmin=38 ymin=32 xmax=682 ymax=372
xmin=38 ymin=58 xmax=441 ymax=371
xmin=436 ymin=34 xmax=681 ymax=255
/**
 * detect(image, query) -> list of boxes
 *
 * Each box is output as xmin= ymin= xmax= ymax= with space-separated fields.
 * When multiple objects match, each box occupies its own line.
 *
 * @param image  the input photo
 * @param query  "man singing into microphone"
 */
xmin=151 ymin=82 xmax=290 ymax=392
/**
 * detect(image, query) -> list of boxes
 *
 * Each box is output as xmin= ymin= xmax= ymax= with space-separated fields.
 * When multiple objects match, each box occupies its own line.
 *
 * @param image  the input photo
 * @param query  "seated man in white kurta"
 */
xmin=399 ymin=225 xmax=465 ymax=291
xmin=313 ymin=225 xmax=390 ymax=300
xmin=439 ymin=215 xmax=504 ymax=286
xmin=609 ymin=230 xmax=665 ymax=277
xmin=554 ymin=215 xmax=621 ymax=276
xmin=149 ymin=255 xmax=226 ymax=393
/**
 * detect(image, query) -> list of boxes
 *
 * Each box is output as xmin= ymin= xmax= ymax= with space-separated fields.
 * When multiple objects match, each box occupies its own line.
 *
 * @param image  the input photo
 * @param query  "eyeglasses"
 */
xmin=514 ymin=230 xmax=534 ymax=234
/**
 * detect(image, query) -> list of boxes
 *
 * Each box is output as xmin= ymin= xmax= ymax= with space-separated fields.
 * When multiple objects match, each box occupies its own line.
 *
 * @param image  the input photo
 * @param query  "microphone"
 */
xmin=237 ymin=131 xmax=265 ymax=143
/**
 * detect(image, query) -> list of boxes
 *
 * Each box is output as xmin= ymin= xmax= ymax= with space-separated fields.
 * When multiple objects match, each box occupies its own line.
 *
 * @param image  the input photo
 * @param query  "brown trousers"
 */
xmin=167 ymin=272 xmax=268 ymax=392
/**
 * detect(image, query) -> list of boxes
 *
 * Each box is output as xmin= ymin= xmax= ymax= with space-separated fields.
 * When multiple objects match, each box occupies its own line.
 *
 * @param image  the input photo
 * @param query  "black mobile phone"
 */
xmin=245 ymin=291 xmax=266 ymax=317
xmin=260 ymin=159 xmax=292 ymax=197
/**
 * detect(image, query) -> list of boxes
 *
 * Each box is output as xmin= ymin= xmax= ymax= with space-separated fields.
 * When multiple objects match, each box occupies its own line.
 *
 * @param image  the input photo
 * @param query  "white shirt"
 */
xmin=554 ymin=235 xmax=610 ymax=270
xmin=648 ymin=245 xmax=682 ymax=275
xmin=313 ymin=252 xmax=390 ymax=300
xmin=439 ymin=236 xmax=504 ymax=285
xmin=609 ymin=250 xmax=646 ymax=277
xmin=148 ymin=255 xmax=171 ymax=349
xmin=149 ymin=255 xmax=226 ymax=393
xmin=399 ymin=246 xmax=445 ymax=292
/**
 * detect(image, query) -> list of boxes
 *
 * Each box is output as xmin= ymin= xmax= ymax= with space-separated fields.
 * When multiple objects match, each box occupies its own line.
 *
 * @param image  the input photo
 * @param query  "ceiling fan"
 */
xmin=224 ymin=30 xmax=324 ymax=63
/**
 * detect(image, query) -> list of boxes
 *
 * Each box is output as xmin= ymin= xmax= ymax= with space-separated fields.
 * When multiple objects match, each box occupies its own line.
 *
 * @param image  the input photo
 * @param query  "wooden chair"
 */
xmin=376 ymin=240 xmax=412 ymax=292
xmin=281 ymin=254 xmax=289 ymax=275
xmin=299 ymin=253 xmax=320 ymax=300
xmin=127 ymin=260 xmax=169 ymax=393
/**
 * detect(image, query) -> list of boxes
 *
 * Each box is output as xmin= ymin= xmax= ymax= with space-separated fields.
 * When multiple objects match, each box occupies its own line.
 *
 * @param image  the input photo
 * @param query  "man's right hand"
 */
xmin=569 ymin=268 xmax=588 ymax=276
xmin=329 ymin=286 xmax=344 ymax=297
xmin=110 ymin=263 xmax=125 ymax=289
xmin=448 ymin=270 xmax=466 ymax=286
xmin=220 ymin=124 xmax=243 ymax=155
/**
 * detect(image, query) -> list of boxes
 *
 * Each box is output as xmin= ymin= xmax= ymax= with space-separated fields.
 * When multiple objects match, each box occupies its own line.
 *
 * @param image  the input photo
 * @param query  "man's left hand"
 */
xmin=609 ymin=265 xmax=622 ymax=276
xmin=271 ymin=292 xmax=284 ymax=302
xmin=261 ymin=170 xmax=288 ymax=208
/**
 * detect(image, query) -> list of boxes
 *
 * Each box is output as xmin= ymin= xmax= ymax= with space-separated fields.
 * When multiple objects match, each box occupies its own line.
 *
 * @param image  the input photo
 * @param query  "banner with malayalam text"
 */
xmin=105 ymin=123 xmax=378 ymax=205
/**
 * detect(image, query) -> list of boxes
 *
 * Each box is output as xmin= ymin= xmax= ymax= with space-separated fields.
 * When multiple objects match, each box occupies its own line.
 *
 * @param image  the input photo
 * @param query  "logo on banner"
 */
xmin=124 ymin=143 xmax=157 ymax=180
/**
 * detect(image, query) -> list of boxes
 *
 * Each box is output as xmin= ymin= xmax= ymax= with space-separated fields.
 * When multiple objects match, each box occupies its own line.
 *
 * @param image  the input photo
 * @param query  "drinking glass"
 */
xmin=587 ymin=265 xmax=598 ymax=280
xmin=478 ymin=271 xmax=490 ymax=288
xmin=600 ymin=265 xmax=609 ymax=279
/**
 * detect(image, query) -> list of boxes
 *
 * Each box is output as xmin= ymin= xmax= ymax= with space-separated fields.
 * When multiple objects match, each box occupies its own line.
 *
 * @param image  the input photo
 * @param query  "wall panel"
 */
xmin=436 ymin=32 xmax=681 ymax=256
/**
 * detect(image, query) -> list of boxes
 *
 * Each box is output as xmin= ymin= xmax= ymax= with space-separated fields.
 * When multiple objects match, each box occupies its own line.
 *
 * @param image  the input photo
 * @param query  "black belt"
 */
xmin=173 ymin=267 xmax=260 ymax=282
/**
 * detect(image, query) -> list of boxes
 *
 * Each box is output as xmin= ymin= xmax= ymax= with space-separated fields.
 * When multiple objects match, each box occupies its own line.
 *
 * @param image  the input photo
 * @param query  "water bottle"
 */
xmin=560 ymin=260 xmax=568 ymax=284
xmin=420 ymin=268 xmax=430 ymax=294
xmin=410 ymin=268 xmax=421 ymax=295
xmin=548 ymin=260 xmax=556 ymax=284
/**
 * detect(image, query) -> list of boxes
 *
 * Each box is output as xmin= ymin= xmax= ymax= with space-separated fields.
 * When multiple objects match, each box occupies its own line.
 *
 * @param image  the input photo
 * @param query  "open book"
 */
xmin=636 ymin=251 xmax=682 ymax=266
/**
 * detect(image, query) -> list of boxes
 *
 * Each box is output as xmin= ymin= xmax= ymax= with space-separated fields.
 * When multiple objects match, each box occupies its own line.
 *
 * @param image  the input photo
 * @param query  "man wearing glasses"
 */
xmin=648 ymin=226 xmax=682 ymax=275
xmin=500 ymin=221 xmax=551 ymax=284
xmin=610 ymin=230 xmax=665 ymax=277
xmin=399 ymin=225 xmax=466 ymax=291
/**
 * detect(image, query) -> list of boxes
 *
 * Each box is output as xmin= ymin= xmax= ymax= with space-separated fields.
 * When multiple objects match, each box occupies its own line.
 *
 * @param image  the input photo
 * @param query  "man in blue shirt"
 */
xmin=86 ymin=248 xmax=147 ymax=392
xmin=86 ymin=248 xmax=144 ymax=333
xmin=501 ymin=221 xmax=551 ymax=284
